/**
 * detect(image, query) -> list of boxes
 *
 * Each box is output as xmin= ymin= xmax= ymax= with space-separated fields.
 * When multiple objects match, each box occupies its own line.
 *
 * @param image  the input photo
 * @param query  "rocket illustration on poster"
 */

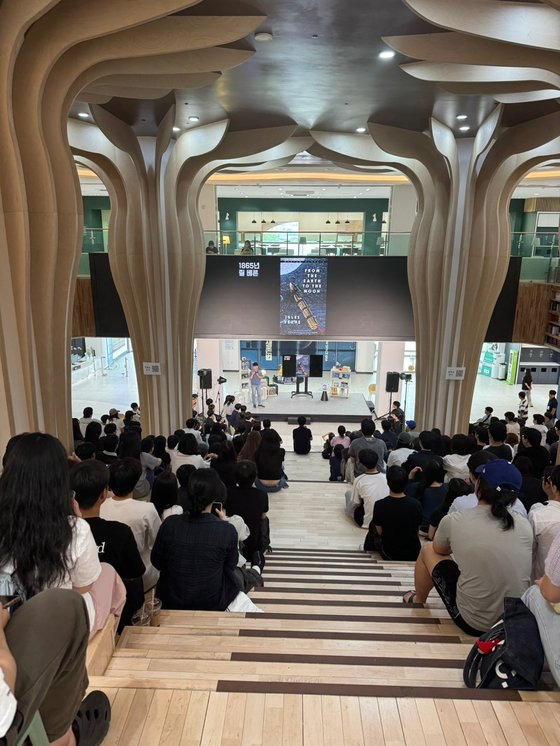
xmin=279 ymin=258 xmax=328 ymax=335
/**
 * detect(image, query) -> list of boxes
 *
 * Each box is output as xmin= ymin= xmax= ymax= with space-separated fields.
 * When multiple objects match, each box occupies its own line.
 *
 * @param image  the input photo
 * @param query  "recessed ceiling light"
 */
xmin=188 ymin=115 xmax=199 ymax=123
xmin=78 ymin=112 xmax=89 ymax=118
xmin=255 ymin=31 xmax=273 ymax=42
xmin=378 ymin=50 xmax=395 ymax=60
xmin=356 ymin=127 xmax=367 ymax=133
xmin=322 ymin=188 xmax=327 ymax=191
xmin=456 ymin=114 xmax=468 ymax=121
xmin=365 ymin=188 xmax=370 ymax=192
xmin=459 ymin=125 xmax=470 ymax=132
xmin=172 ymin=126 xmax=180 ymax=132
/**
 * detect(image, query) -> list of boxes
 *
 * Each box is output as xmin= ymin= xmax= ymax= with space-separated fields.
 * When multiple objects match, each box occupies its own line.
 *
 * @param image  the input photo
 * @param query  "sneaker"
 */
xmin=258 ymin=404 xmax=265 ymax=408
xmin=72 ymin=691 xmax=111 ymax=746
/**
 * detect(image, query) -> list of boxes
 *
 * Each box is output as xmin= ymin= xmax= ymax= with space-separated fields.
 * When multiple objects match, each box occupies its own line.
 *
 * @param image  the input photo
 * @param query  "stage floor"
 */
xmin=255 ymin=391 xmax=371 ymax=422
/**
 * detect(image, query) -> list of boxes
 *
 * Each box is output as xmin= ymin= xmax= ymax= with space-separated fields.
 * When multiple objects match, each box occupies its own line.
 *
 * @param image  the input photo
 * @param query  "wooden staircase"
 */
xmin=90 ymin=548 xmax=560 ymax=745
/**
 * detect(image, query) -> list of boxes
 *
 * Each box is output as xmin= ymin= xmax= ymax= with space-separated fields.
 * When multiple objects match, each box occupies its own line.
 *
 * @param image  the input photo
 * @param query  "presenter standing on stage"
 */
xmin=249 ymin=362 xmax=265 ymax=408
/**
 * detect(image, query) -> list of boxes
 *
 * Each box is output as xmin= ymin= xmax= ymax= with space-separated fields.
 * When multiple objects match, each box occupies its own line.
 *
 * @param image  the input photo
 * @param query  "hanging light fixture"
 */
xmin=270 ymin=218 xmax=276 ymax=225
xmin=251 ymin=214 xmax=257 ymax=224
xmin=335 ymin=217 xmax=340 ymax=225
xmin=326 ymin=213 xmax=331 ymax=225
xmin=345 ymin=213 xmax=350 ymax=225
xmin=261 ymin=218 xmax=267 ymax=224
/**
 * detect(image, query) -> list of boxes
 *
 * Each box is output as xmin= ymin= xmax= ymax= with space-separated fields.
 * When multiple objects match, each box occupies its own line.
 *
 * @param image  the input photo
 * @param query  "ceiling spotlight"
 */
xmin=252 ymin=219 xmax=257 ymax=224
xmin=255 ymin=31 xmax=273 ymax=42
xmin=78 ymin=112 xmax=89 ymax=118
xmin=188 ymin=115 xmax=200 ymax=123
xmin=270 ymin=219 xmax=276 ymax=225
xmin=261 ymin=218 xmax=266 ymax=224
xmin=326 ymin=219 xmax=331 ymax=225
xmin=378 ymin=50 xmax=395 ymax=60
xmin=345 ymin=219 xmax=350 ymax=224
xmin=335 ymin=219 xmax=340 ymax=225
xmin=356 ymin=127 xmax=367 ymax=133
xmin=456 ymin=114 xmax=468 ymax=121
xmin=172 ymin=126 xmax=180 ymax=132
xmin=459 ymin=125 xmax=470 ymax=132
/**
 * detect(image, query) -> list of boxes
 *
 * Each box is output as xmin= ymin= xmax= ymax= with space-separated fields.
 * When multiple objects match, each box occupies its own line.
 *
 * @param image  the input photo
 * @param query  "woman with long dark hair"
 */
xmin=404 ymin=459 xmax=532 ymax=635
xmin=237 ymin=430 xmax=261 ymax=463
xmin=408 ymin=458 xmax=448 ymax=534
xmin=0 ymin=433 xmax=125 ymax=635
xmin=151 ymin=471 xmax=182 ymax=520
xmin=151 ymin=469 xmax=261 ymax=612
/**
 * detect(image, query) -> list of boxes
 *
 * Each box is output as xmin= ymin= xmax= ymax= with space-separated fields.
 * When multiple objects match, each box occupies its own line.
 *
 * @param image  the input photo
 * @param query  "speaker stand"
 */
xmin=291 ymin=376 xmax=313 ymax=399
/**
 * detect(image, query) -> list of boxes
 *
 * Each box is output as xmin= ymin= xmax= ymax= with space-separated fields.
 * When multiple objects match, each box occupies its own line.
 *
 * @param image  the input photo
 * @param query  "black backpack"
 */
xmin=463 ymin=597 xmax=544 ymax=690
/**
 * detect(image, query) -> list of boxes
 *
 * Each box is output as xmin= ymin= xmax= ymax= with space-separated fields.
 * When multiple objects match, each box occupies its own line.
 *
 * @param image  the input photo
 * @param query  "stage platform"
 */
xmin=253 ymin=391 xmax=372 ymax=423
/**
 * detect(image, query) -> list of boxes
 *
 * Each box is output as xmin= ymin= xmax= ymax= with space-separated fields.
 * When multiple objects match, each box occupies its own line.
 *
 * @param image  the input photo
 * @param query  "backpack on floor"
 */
xmin=463 ymin=596 xmax=544 ymax=690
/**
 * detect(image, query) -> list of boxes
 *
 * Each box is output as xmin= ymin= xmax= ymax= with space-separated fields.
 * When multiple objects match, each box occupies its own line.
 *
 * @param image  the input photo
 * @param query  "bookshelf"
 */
xmin=545 ymin=285 xmax=560 ymax=348
xmin=330 ymin=365 xmax=351 ymax=397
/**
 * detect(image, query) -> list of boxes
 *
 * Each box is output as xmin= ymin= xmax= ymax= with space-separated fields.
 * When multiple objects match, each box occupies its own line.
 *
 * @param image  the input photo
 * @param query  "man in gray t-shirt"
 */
xmin=348 ymin=418 xmax=387 ymax=477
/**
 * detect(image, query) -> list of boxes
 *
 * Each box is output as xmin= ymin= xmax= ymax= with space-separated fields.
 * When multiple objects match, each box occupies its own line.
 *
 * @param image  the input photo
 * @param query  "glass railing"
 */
xmin=203 ymin=230 xmax=410 ymax=257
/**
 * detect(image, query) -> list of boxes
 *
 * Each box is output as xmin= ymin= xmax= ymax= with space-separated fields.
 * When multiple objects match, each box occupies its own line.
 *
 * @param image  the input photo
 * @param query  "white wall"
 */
xmin=198 ymin=184 xmax=217 ymax=231
xmin=355 ymin=341 xmax=375 ymax=373
xmin=389 ymin=185 xmax=417 ymax=233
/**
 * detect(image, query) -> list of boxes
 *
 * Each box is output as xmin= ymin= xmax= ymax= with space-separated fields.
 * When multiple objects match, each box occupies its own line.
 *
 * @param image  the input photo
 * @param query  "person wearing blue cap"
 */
xmin=403 ymin=459 xmax=533 ymax=635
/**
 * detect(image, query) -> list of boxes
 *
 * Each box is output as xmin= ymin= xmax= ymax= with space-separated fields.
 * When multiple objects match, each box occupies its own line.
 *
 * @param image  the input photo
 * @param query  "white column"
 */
xmin=355 ymin=341 xmax=375 ymax=373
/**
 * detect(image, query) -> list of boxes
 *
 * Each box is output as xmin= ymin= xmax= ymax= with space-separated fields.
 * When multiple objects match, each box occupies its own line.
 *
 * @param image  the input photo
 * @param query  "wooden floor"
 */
xmin=90 ymin=465 xmax=560 ymax=744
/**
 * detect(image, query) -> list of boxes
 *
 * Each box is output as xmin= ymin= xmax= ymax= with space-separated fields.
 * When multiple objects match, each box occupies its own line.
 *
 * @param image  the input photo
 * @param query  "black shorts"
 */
xmin=431 ymin=559 xmax=483 ymax=637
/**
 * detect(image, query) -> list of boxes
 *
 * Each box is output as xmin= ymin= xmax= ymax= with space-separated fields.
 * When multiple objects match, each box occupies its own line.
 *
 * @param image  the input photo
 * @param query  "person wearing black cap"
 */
xmin=403 ymin=459 xmax=533 ymax=635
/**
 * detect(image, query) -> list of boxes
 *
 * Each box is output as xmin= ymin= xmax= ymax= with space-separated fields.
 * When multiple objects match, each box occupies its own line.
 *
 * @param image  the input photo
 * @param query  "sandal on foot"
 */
xmin=72 ymin=690 xmax=111 ymax=746
xmin=402 ymin=590 xmax=417 ymax=604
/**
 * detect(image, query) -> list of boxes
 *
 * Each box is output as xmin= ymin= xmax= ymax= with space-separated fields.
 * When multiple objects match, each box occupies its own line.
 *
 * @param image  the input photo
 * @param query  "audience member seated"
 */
xmin=330 ymin=425 xmax=350 ymax=450
xmin=84 ymin=421 xmax=102 ymax=450
xmin=151 ymin=470 xmax=262 ymax=613
xmin=79 ymin=406 xmax=101 ymax=437
xmin=402 ymin=430 xmax=443 ymax=475
xmin=176 ymin=464 xmax=196 ymax=513
xmin=0 ymin=588 xmax=111 ymax=746
xmin=70 ymin=460 xmax=145 ymax=632
xmin=515 ymin=427 xmax=551 ymax=479
xmin=255 ymin=430 xmax=287 ymax=492
xmin=379 ymin=420 xmax=398 ymax=452
xmin=532 ymin=414 xmax=549 ymax=447
xmin=140 ymin=436 xmax=162 ymax=489
xmin=263 ymin=419 xmax=282 ymax=443
xmin=387 ymin=432 xmax=415 ymax=468
xmin=529 ymin=465 xmax=560 ymax=580
xmin=442 ymin=434 xmax=471 ymax=481
xmin=171 ymin=434 xmax=212 ymax=473
xmin=348 ymin=418 xmax=387 ymax=480
xmin=365 ymin=466 xmax=422 ymax=561
xmin=153 ymin=435 xmax=171 ymax=469
xmin=238 ymin=430 xmax=261 ymax=463
xmin=329 ymin=444 xmax=344 ymax=482
xmin=101 ymin=458 xmax=161 ymax=591
xmin=505 ymin=432 xmax=519 ymax=458
xmin=448 ymin=450 xmax=528 ymax=518
xmin=0 ymin=433 xmax=125 ymax=638
xmin=118 ymin=430 xmax=153 ymax=499
xmin=226 ymin=460 xmax=269 ymax=567
xmin=183 ymin=418 xmax=203 ymax=445
xmin=107 ymin=407 xmax=124 ymax=432
xmin=515 ymin=456 xmax=546 ymax=512
xmin=96 ymin=433 xmax=119 ymax=465
xmin=72 ymin=417 xmax=83 ymax=447
xmin=475 ymin=406 xmax=493 ymax=427
xmin=522 ymin=531 xmax=560 ymax=688
xmin=504 ymin=411 xmax=520 ymax=437
xmin=345 ymin=450 xmax=388 ymax=528
xmin=293 ymin=416 xmax=312 ymax=455
xmin=427 ymin=478 xmax=471 ymax=539
xmin=210 ymin=442 xmax=238 ymax=487
xmin=474 ymin=426 xmax=489 ymax=449
xmin=404 ymin=459 xmax=533 ymax=636
xmin=485 ymin=421 xmax=513 ymax=461
xmin=151 ymin=471 xmax=182 ymax=520
xmin=407 ymin=459 xmax=448 ymax=534
xmin=74 ymin=441 xmax=96 ymax=462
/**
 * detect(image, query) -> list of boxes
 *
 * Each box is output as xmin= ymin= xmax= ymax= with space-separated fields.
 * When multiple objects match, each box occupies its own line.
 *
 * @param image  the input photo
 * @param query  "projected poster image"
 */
xmin=279 ymin=258 xmax=328 ymax=336
xmin=296 ymin=354 xmax=310 ymax=377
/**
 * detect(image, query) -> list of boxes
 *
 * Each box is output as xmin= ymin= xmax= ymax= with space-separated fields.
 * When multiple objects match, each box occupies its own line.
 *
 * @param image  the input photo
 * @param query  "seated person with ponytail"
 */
xmin=151 ymin=469 xmax=262 ymax=613
xmin=403 ymin=460 xmax=533 ymax=636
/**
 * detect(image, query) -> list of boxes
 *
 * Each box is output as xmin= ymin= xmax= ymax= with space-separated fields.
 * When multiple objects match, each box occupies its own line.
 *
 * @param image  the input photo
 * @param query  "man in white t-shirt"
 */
xmin=102 ymin=458 xmax=162 ymax=590
xmin=345 ymin=450 xmax=388 ymax=528
xmin=78 ymin=406 xmax=102 ymax=437
xmin=0 ymin=589 xmax=110 ymax=744
xmin=529 ymin=471 xmax=560 ymax=580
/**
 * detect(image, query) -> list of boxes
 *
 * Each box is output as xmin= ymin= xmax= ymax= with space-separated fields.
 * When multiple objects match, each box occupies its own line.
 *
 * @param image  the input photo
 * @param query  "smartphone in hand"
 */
xmin=211 ymin=502 xmax=223 ymax=517
xmin=0 ymin=595 xmax=22 ymax=615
